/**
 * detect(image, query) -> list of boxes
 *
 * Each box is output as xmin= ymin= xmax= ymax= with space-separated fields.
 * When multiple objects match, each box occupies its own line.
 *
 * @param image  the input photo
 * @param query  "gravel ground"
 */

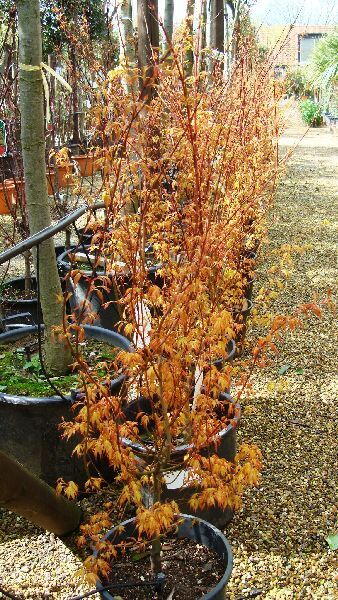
xmin=226 ymin=106 xmax=338 ymax=599
xmin=0 ymin=107 xmax=337 ymax=599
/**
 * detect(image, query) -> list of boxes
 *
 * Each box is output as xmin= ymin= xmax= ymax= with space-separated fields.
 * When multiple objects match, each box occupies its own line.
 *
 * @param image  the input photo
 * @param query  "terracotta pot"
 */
xmin=56 ymin=163 xmax=74 ymax=188
xmin=0 ymin=180 xmax=16 ymax=215
xmin=73 ymin=154 xmax=99 ymax=177
xmin=46 ymin=169 xmax=55 ymax=195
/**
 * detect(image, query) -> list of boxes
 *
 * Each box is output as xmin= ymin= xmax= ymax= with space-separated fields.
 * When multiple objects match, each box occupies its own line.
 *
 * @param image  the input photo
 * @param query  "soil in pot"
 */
xmin=97 ymin=516 xmax=233 ymax=600
xmin=101 ymin=536 xmax=225 ymax=600
xmin=0 ymin=333 xmax=120 ymax=397
xmin=0 ymin=324 xmax=132 ymax=486
xmin=1 ymin=261 xmax=70 ymax=324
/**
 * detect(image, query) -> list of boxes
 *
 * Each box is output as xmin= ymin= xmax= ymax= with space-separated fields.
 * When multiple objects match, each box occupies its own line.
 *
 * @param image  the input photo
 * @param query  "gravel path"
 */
xmin=0 ymin=113 xmax=337 ymax=599
xmin=226 ymin=112 xmax=338 ymax=599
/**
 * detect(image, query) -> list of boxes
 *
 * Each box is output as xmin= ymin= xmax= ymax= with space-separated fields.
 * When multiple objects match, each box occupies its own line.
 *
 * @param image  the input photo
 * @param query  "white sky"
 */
xmin=251 ymin=0 xmax=337 ymax=25
xmin=151 ymin=0 xmax=338 ymax=26
xmin=127 ymin=1 xmax=337 ymax=29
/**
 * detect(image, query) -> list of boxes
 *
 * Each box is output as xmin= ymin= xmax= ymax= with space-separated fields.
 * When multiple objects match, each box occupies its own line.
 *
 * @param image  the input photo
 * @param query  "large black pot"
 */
xmin=0 ymin=324 xmax=132 ymax=486
xmin=121 ymin=392 xmax=240 ymax=529
xmin=1 ymin=246 xmax=70 ymax=326
xmin=95 ymin=514 xmax=233 ymax=600
xmin=57 ymin=249 xmax=163 ymax=331
xmin=233 ymin=298 xmax=253 ymax=356
xmin=1 ymin=276 xmax=40 ymax=325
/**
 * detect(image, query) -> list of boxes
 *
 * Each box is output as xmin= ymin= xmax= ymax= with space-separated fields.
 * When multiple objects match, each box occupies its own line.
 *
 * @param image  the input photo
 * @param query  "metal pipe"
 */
xmin=0 ymin=202 xmax=104 ymax=266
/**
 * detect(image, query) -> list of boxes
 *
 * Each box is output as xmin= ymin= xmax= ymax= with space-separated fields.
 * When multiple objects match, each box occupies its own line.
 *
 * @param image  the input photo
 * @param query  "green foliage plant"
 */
xmin=299 ymin=99 xmax=323 ymax=127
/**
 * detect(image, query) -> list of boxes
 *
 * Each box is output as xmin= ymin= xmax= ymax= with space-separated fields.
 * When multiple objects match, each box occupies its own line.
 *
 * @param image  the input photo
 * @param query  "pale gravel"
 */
xmin=0 ymin=104 xmax=337 ymax=599
xmin=225 ymin=105 xmax=338 ymax=599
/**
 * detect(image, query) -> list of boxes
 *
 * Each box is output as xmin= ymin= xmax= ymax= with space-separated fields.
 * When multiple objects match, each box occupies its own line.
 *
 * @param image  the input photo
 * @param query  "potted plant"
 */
xmin=72 ymin=151 xmax=100 ymax=177
xmin=56 ymin=33 xmax=280 ymax=595
xmin=0 ymin=322 xmax=133 ymax=486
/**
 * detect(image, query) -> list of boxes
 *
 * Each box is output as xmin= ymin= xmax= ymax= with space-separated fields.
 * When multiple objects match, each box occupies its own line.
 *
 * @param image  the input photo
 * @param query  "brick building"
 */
xmin=258 ymin=24 xmax=336 ymax=77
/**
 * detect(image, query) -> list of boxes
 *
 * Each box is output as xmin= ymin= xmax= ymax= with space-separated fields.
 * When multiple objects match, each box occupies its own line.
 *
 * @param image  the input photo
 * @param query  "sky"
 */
xmin=250 ymin=0 xmax=337 ymax=25
xmin=151 ymin=0 xmax=338 ymax=26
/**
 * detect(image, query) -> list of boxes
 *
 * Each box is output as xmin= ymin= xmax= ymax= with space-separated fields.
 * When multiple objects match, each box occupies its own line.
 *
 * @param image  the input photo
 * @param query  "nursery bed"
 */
xmin=0 ymin=111 xmax=337 ymax=599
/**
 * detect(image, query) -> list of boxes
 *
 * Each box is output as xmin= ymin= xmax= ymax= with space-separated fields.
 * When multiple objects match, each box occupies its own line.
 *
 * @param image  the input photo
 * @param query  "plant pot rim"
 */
xmin=1 ymin=277 xmax=38 ymax=304
xmin=121 ymin=392 xmax=240 ymax=459
xmin=72 ymin=153 xmax=96 ymax=159
xmin=95 ymin=514 xmax=233 ymax=600
xmin=0 ymin=324 xmax=133 ymax=406
xmin=57 ymin=248 xmax=162 ymax=278
xmin=232 ymin=298 xmax=253 ymax=317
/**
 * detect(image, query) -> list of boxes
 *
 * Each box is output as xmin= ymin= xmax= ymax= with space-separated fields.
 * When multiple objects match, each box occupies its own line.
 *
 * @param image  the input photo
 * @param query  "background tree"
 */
xmin=185 ymin=0 xmax=195 ymax=75
xmin=310 ymin=32 xmax=338 ymax=111
xmin=118 ymin=0 xmax=135 ymax=68
xmin=17 ymin=0 xmax=71 ymax=374
xmin=210 ymin=0 xmax=225 ymax=53
xmin=40 ymin=0 xmax=110 ymax=148
xmin=163 ymin=0 xmax=174 ymax=50
xmin=137 ymin=0 xmax=159 ymax=101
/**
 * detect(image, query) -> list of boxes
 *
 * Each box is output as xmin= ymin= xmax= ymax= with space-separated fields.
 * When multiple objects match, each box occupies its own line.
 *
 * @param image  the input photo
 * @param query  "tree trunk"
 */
xmin=69 ymin=46 xmax=81 ymax=149
xmin=185 ymin=0 xmax=195 ymax=76
xmin=224 ymin=4 xmax=231 ymax=77
xmin=17 ymin=0 xmax=72 ymax=375
xmin=0 ymin=450 xmax=81 ymax=536
xmin=137 ymin=0 xmax=159 ymax=102
xmin=0 ymin=43 xmax=10 ymax=79
xmin=209 ymin=0 xmax=224 ymax=74
xmin=163 ymin=0 xmax=174 ymax=50
xmin=230 ymin=0 xmax=241 ymax=62
xmin=118 ymin=0 xmax=136 ymax=94
xmin=197 ymin=0 xmax=207 ymax=73
xmin=210 ymin=0 xmax=224 ymax=53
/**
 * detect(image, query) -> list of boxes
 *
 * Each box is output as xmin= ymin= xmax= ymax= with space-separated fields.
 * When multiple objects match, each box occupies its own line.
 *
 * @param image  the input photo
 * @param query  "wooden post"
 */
xmin=0 ymin=450 xmax=81 ymax=536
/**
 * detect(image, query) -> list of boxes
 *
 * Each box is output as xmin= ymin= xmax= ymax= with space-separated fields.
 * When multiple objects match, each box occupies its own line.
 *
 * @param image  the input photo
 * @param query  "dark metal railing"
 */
xmin=0 ymin=202 xmax=104 ymax=266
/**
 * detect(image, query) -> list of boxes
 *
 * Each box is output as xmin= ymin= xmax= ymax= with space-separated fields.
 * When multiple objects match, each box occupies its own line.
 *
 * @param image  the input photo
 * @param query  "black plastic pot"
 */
xmin=1 ymin=246 xmax=70 ymax=325
xmin=233 ymin=299 xmax=253 ymax=356
xmin=95 ymin=514 xmax=233 ymax=600
xmin=122 ymin=392 xmax=240 ymax=529
xmin=76 ymin=226 xmax=95 ymax=246
xmin=0 ymin=324 xmax=132 ymax=486
xmin=213 ymin=338 xmax=236 ymax=370
xmin=57 ymin=249 xmax=163 ymax=331
xmin=1 ymin=276 xmax=40 ymax=325
xmin=242 ymin=250 xmax=256 ymax=302
xmin=244 ymin=275 xmax=255 ymax=302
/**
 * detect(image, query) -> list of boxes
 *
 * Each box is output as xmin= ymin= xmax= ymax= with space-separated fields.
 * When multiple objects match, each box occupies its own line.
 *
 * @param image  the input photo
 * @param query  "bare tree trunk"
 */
xmin=210 ymin=0 xmax=224 ymax=52
xmin=137 ymin=0 xmax=159 ymax=102
xmin=118 ymin=0 xmax=136 ymax=94
xmin=163 ymin=0 xmax=174 ymax=50
xmin=17 ymin=0 xmax=72 ymax=375
xmin=209 ymin=0 xmax=225 ymax=73
xmin=185 ymin=0 xmax=195 ymax=76
xmin=0 ymin=43 xmax=10 ymax=78
xmin=0 ymin=450 xmax=81 ymax=535
xmin=197 ymin=0 xmax=207 ymax=73
xmin=224 ymin=3 xmax=231 ymax=77
xmin=230 ymin=0 xmax=241 ymax=62
xmin=70 ymin=46 xmax=81 ymax=149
